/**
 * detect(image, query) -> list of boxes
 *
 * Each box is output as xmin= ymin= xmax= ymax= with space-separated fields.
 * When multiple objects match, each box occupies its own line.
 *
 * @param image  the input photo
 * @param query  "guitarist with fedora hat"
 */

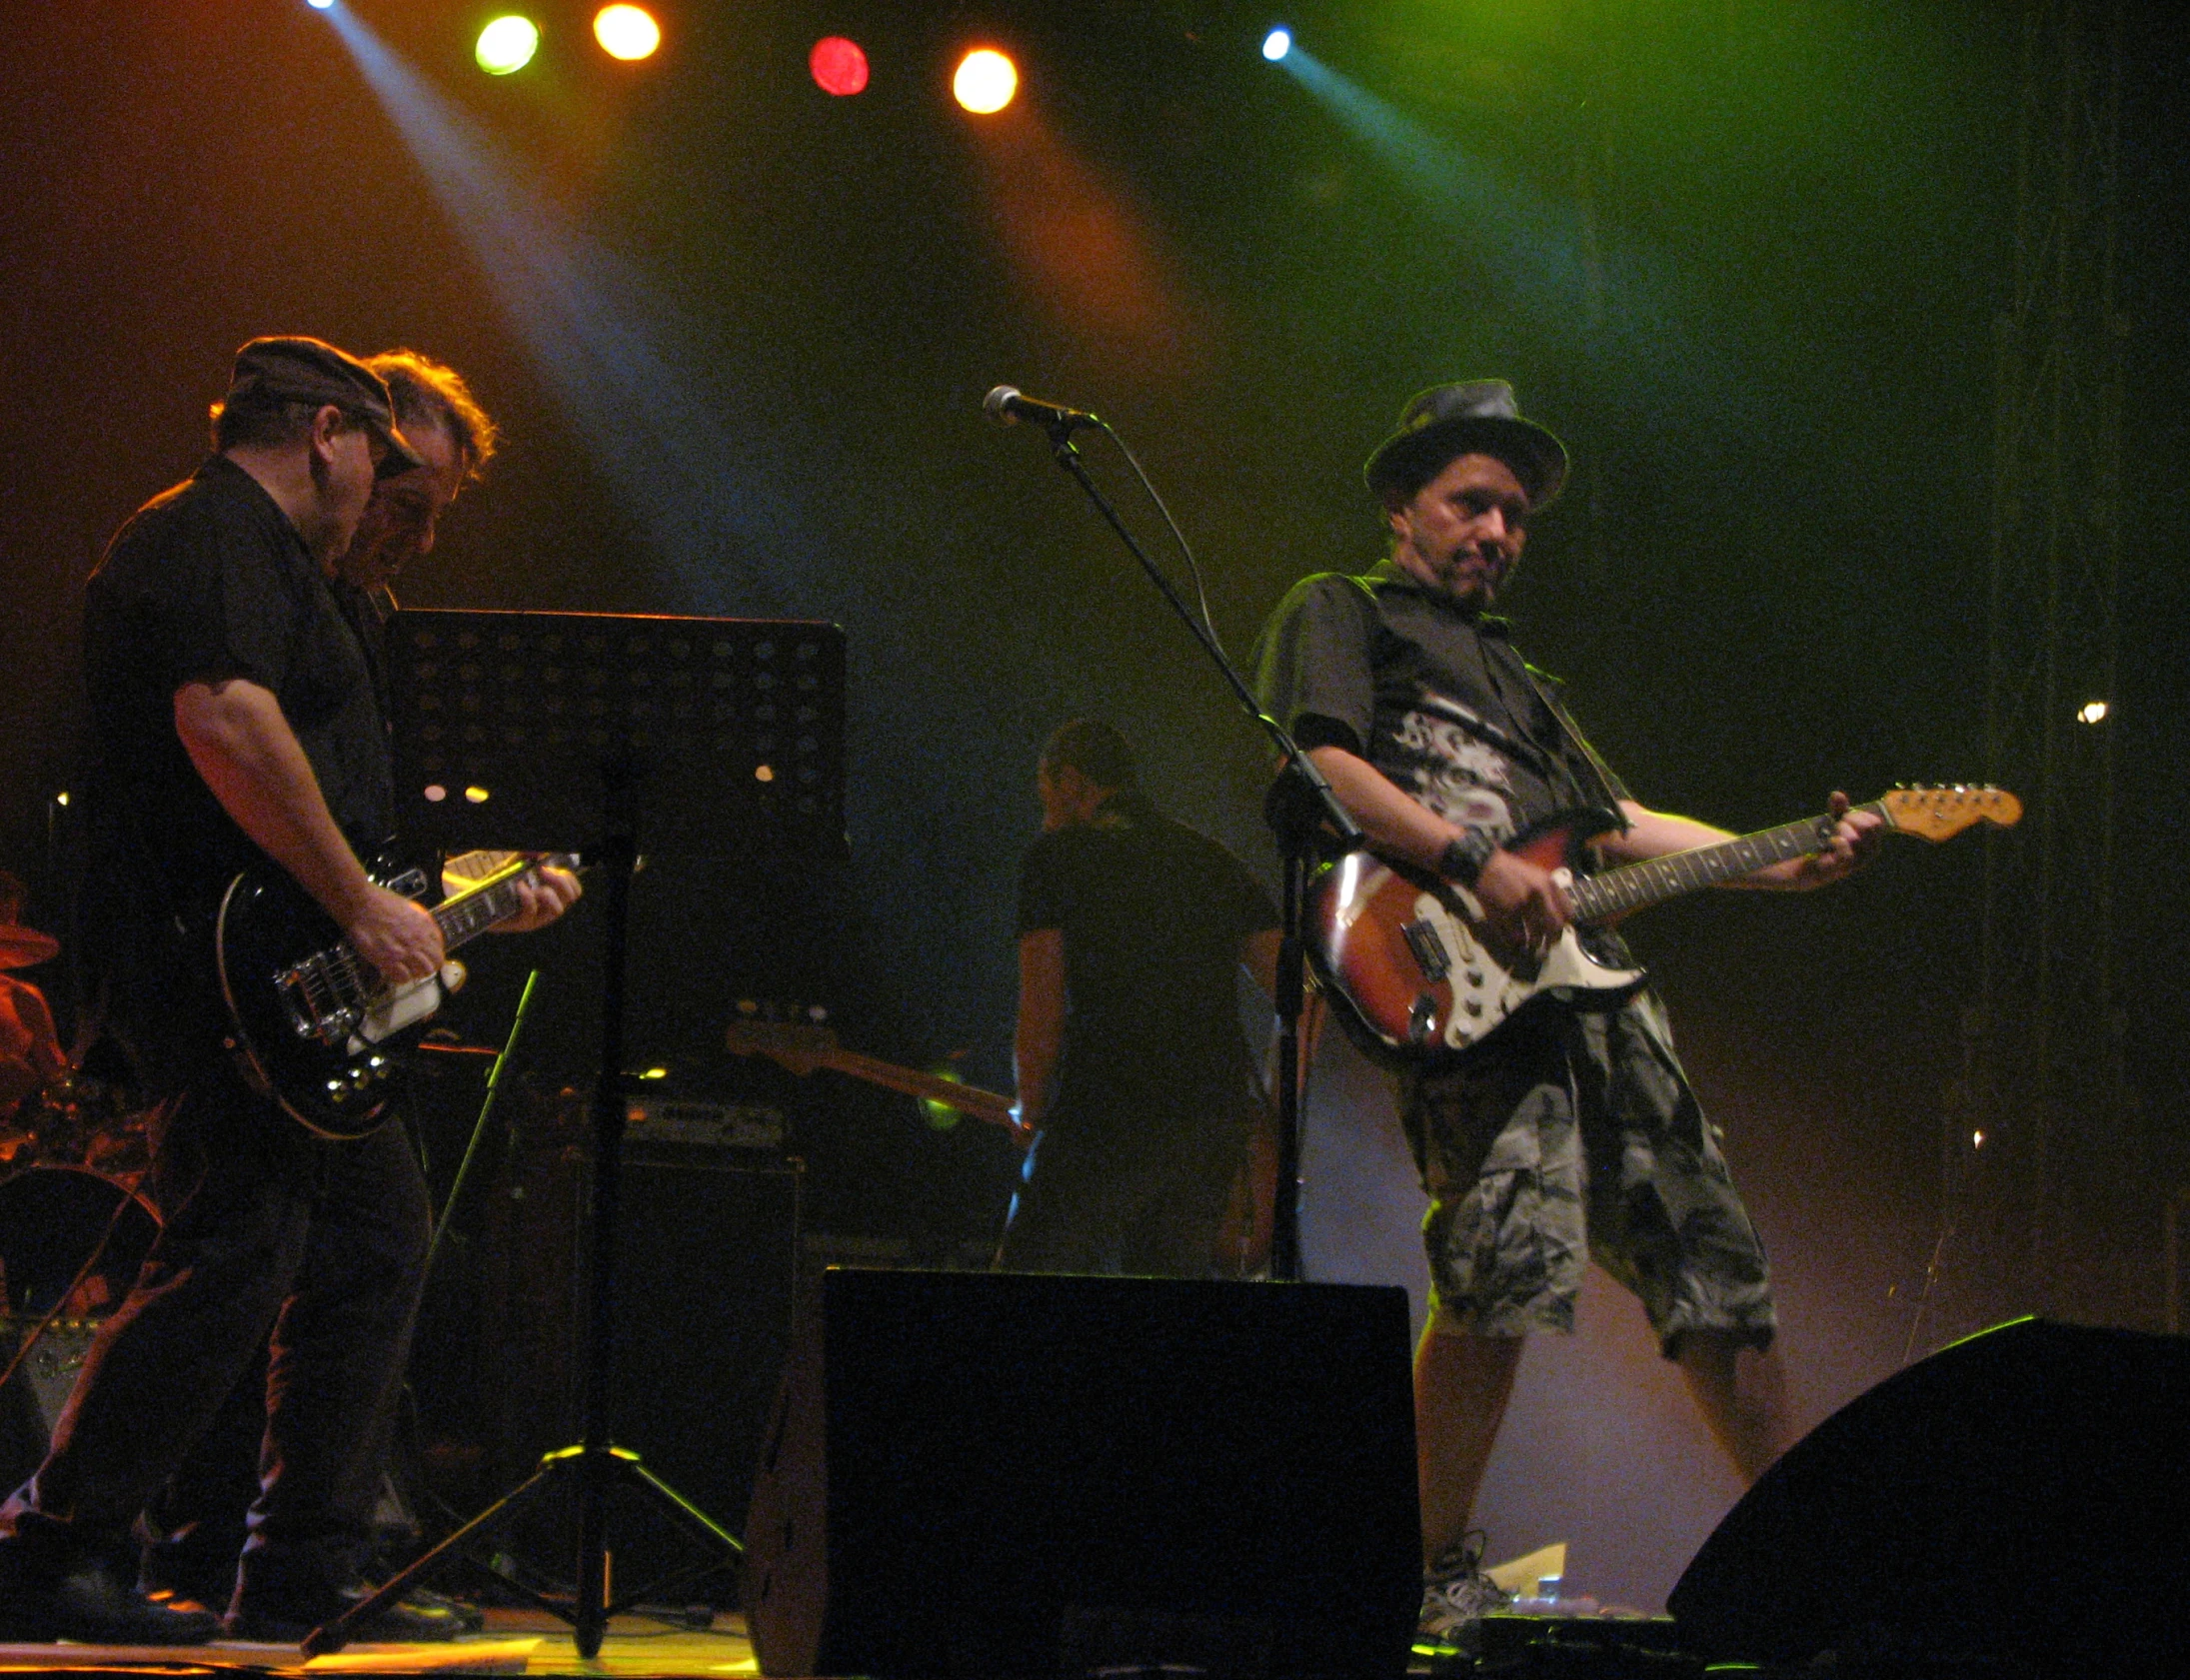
xmin=1254 ymin=379 xmax=1883 ymax=1652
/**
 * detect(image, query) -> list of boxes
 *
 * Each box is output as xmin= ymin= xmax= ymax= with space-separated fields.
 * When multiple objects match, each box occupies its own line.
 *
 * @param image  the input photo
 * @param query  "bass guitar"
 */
xmin=725 ymin=1015 xmax=1031 ymax=1145
xmin=1310 ymin=785 xmax=2021 ymax=1061
xmin=216 ymin=850 xmax=577 ymax=1139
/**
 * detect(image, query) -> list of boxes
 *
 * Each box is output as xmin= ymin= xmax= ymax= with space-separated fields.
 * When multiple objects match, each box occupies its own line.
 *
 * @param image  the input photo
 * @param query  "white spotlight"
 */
xmin=1262 ymin=28 xmax=1292 ymax=62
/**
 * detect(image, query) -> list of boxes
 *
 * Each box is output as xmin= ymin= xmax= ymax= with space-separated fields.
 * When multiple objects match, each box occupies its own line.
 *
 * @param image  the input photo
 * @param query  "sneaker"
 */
xmin=1417 ymin=1533 xmax=1512 ymax=1655
xmin=401 ymin=1582 xmax=487 ymax=1634
xmin=225 ymin=1580 xmax=470 ymax=1644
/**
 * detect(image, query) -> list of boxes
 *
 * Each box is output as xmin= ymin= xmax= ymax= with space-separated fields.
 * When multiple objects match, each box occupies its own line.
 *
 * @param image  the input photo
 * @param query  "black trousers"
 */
xmin=0 ymin=1066 xmax=430 ymax=1603
xmin=995 ymin=1094 xmax=1248 ymax=1279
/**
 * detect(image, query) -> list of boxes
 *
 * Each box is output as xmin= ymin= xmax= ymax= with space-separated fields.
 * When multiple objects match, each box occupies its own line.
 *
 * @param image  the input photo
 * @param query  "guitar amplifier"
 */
xmin=468 ymin=1108 xmax=802 ymax=1602
xmin=623 ymin=1096 xmax=787 ymax=1151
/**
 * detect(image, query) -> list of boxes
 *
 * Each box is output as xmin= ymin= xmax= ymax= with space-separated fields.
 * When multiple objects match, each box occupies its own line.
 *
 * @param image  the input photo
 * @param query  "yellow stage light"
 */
xmin=594 ymin=4 xmax=661 ymax=61
xmin=476 ymin=15 xmax=541 ymax=75
xmin=954 ymin=48 xmax=1018 ymax=115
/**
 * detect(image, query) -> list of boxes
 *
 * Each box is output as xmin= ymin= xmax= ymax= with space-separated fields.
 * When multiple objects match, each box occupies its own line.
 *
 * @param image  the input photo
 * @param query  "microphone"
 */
xmin=984 ymin=385 xmax=1102 ymax=432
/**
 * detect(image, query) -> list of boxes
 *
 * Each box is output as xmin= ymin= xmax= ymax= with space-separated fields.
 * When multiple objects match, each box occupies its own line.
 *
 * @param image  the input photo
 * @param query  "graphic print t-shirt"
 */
xmin=1253 ymin=561 xmax=1621 ymax=846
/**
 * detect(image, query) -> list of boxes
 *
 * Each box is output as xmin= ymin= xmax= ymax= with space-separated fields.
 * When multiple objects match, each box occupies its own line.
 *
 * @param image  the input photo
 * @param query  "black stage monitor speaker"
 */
xmin=1668 ymin=1317 xmax=2190 ymax=1669
xmin=743 ymin=1270 xmax=1419 ymax=1679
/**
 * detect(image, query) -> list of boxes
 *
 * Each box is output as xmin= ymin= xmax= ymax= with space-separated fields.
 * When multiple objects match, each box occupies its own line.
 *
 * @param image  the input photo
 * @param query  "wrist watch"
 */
xmin=1438 ymin=829 xmax=1496 ymax=887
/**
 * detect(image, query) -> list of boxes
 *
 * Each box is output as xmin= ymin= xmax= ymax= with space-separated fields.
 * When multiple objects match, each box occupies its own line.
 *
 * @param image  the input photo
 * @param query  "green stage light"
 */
xmin=476 ymin=15 xmax=540 ymax=76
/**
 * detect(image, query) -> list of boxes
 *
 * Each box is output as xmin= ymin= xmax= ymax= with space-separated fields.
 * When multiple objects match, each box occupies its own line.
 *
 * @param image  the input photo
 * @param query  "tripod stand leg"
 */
xmin=300 ymin=1457 xmax=559 ymax=1656
xmin=601 ymin=1455 xmax=743 ymax=1618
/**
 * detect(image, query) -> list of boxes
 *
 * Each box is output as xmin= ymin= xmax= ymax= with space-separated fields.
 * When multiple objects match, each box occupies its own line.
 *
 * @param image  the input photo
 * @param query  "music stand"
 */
xmin=304 ymin=610 xmax=847 ymax=1658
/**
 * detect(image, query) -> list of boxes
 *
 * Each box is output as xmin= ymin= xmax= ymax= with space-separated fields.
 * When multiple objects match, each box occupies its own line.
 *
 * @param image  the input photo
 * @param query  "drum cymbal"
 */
xmin=0 ymin=924 xmax=59 ymax=969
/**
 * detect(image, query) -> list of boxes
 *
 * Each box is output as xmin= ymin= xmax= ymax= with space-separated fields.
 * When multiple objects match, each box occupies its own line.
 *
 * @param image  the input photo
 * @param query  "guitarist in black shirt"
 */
xmin=1255 ymin=381 xmax=1882 ymax=1652
xmin=0 ymin=340 xmax=575 ymax=1646
xmin=997 ymin=722 xmax=1281 ymax=1278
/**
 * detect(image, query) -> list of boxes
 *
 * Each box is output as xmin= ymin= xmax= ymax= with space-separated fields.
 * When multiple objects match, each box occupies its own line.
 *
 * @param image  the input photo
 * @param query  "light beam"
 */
xmin=318 ymin=6 xmax=803 ymax=609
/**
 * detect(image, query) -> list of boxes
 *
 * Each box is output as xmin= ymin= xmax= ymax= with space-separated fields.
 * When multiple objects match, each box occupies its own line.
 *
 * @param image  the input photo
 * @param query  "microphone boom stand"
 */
xmin=1037 ymin=420 xmax=1359 ymax=1280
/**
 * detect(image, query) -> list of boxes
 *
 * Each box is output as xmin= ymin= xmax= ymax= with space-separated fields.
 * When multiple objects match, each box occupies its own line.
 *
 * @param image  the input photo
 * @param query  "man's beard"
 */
xmin=1430 ymin=546 xmax=1509 ymax=607
xmin=339 ymin=528 xmax=402 ymax=592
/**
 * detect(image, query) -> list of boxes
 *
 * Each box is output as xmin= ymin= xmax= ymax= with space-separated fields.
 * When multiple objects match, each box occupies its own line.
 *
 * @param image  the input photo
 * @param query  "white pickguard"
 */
xmin=1409 ymin=872 xmax=1644 ymax=1050
xmin=345 ymin=960 xmax=468 ymax=1055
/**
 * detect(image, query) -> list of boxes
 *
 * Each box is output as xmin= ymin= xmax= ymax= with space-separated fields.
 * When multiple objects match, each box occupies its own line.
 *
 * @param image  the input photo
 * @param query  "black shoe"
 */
xmin=0 ymin=1557 xmax=222 ymax=1645
xmin=225 ymin=1581 xmax=470 ymax=1644
xmin=138 ymin=1557 xmax=236 ymax=1617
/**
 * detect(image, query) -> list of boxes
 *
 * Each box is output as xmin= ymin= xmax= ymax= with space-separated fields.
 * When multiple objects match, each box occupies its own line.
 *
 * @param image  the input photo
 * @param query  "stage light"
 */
xmin=476 ymin=15 xmax=540 ymax=75
xmin=811 ymin=35 xmax=870 ymax=97
xmin=593 ymin=5 xmax=660 ymax=62
xmin=954 ymin=48 xmax=1018 ymax=115
xmin=307 ymin=0 xmax=335 ymax=10
xmin=1262 ymin=27 xmax=1291 ymax=62
xmin=1971 ymin=1129 xmax=1985 ymax=1148
xmin=2077 ymin=700 xmax=2109 ymax=724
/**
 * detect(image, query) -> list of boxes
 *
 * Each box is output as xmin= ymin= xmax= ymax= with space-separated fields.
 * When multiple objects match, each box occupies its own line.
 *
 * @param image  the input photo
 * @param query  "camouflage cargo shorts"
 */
xmin=1397 ymin=989 xmax=1775 ymax=1356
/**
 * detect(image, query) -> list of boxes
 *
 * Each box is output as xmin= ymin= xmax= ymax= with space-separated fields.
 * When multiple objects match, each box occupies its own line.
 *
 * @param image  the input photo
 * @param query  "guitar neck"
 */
xmin=811 ymin=1046 xmax=1019 ymax=1126
xmin=421 ymin=852 xmax=578 ymax=957
xmin=1567 ymin=802 xmax=1886 ymax=923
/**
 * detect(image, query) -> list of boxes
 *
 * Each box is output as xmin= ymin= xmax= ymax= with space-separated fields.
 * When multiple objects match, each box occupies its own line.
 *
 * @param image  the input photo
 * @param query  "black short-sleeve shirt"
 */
xmin=1018 ymin=795 xmax=1278 ymax=1117
xmin=1253 ymin=560 xmax=1623 ymax=847
xmin=83 ymin=455 xmax=395 ymax=916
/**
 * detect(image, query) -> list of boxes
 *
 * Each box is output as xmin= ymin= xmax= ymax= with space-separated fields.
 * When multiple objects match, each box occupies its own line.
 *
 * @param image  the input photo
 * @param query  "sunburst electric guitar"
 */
xmin=1309 ymin=785 xmax=2022 ymax=1060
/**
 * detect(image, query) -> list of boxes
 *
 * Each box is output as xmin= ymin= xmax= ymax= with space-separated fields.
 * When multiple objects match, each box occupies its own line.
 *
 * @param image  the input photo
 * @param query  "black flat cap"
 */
xmin=1363 ymin=379 xmax=1568 ymax=507
xmin=224 ymin=336 xmax=425 ymax=479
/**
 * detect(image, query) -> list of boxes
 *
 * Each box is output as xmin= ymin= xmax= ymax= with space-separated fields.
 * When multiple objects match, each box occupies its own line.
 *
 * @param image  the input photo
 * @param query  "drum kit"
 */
xmin=1 ymin=897 xmax=163 ymax=1440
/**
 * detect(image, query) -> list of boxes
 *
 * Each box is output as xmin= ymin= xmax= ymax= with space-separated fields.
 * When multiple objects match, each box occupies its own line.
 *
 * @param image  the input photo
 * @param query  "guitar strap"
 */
xmin=1520 ymin=663 xmax=1634 ymax=818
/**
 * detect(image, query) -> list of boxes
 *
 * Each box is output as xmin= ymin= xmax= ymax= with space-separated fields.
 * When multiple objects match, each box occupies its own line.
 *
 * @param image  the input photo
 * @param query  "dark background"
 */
xmin=2 ymin=0 xmax=2183 ymax=1609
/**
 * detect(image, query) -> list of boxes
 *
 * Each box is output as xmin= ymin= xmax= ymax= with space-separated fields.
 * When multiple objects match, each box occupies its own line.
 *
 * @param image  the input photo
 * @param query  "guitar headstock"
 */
xmin=1878 ymin=785 xmax=2024 ymax=841
xmin=725 ymin=1002 xmax=839 ymax=1076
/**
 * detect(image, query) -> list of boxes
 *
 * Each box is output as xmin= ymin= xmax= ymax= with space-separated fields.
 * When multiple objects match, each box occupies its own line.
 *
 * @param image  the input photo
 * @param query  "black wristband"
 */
xmin=1438 ymin=830 xmax=1496 ymax=887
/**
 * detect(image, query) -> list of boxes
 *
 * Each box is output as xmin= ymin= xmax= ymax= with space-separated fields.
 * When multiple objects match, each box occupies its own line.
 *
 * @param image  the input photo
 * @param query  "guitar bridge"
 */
xmin=1401 ymin=915 xmax=1452 ymax=981
xmin=276 ymin=956 xmax=362 ymax=1044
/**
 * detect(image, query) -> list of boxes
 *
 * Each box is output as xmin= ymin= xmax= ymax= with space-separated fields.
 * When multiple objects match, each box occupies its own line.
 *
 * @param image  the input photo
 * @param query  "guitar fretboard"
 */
xmin=326 ymin=855 xmax=572 ymax=1007
xmin=1567 ymin=803 xmax=1884 ymax=923
xmin=432 ymin=861 xmax=552 ymax=951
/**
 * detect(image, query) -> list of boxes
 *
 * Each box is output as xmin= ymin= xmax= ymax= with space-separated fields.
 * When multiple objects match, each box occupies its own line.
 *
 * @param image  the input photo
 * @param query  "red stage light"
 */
xmin=810 ymin=36 xmax=870 ymax=97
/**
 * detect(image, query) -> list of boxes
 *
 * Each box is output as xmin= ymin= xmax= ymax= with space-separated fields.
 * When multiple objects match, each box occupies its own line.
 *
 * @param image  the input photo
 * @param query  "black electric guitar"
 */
xmin=215 ymin=851 xmax=577 ymax=1139
xmin=1309 ymin=785 xmax=2021 ymax=1061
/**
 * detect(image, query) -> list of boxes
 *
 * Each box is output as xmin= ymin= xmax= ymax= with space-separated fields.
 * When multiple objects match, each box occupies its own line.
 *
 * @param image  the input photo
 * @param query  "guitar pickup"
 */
xmin=1401 ymin=915 xmax=1452 ymax=981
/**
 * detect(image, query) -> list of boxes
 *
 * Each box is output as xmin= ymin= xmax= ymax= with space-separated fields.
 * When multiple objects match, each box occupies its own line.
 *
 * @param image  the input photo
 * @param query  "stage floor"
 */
xmin=0 ymin=1606 xmax=761 ymax=1678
